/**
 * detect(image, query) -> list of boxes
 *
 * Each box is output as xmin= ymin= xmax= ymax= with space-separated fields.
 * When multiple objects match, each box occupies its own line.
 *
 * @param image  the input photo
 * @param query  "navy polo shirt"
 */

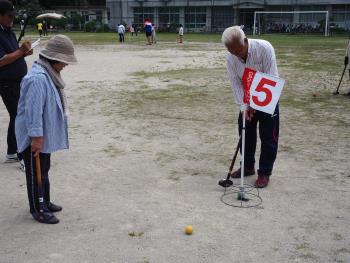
xmin=0 ymin=25 xmax=27 ymax=82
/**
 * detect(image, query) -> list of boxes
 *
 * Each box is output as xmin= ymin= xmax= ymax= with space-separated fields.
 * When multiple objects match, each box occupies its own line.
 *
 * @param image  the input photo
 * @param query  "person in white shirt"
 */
xmin=178 ymin=24 xmax=184 ymax=43
xmin=151 ymin=24 xmax=157 ymax=44
xmin=130 ymin=25 xmax=135 ymax=36
xmin=117 ymin=24 xmax=125 ymax=43
xmin=222 ymin=25 xmax=280 ymax=188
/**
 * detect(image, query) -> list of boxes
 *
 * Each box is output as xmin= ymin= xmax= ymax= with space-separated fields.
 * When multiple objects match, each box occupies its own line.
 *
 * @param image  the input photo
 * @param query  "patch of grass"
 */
xmin=132 ymin=67 xmax=225 ymax=80
xmin=299 ymin=253 xmax=318 ymax=260
xmin=128 ymin=231 xmax=144 ymax=237
xmin=295 ymin=242 xmax=309 ymax=250
xmin=333 ymin=233 xmax=344 ymax=241
xmin=336 ymin=248 xmax=350 ymax=254
xmin=102 ymin=144 xmax=125 ymax=157
xmin=22 ymin=31 xmax=350 ymax=48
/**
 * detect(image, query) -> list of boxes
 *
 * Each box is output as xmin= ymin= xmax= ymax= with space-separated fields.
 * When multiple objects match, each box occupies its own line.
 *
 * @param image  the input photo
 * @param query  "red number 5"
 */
xmin=252 ymin=78 xmax=276 ymax=107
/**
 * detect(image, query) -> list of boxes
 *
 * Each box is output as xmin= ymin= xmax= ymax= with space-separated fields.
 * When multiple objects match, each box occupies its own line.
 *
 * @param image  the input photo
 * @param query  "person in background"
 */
xmin=37 ymin=21 xmax=43 ymax=37
xmin=20 ymin=19 xmax=24 ymax=31
xmin=0 ymin=0 xmax=32 ymax=169
xmin=133 ymin=23 xmax=139 ymax=36
xmin=144 ymin=19 xmax=153 ymax=45
xmin=43 ymin=20 xmax=48 ymax=36
xmin=178 ymin=24 xmax=184 ymax=43
xmin=117 ymin=23 xmax=125 ymax=43
xmin=130 ymin=24 xmax=135 ymax=36
xmin=151 ymin=24 xmax=157 ymax=44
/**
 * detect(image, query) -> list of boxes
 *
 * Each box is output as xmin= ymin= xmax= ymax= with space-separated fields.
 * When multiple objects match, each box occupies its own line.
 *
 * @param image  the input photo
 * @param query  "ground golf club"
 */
xmin=218 ymin=136 xmax=241 ymax=188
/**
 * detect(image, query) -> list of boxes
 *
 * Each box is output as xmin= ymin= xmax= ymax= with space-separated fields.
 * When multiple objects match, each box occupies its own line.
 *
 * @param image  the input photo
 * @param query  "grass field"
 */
xmin=42 ymin=31 xmax=350 ymax=71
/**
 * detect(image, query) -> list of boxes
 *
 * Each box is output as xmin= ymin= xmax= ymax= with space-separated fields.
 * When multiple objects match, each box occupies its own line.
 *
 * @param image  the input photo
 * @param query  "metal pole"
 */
xmin=325 ymin=11 xmax=329 ymax=37
xmin=240 ymin=104 xmax=247 ymax=197
xmin=253 ymin=11 xmax=256 ymax=36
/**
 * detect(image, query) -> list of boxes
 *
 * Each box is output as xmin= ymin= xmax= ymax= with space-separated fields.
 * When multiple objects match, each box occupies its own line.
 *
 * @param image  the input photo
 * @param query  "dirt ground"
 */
xmin=0 ymin=40 xmax=349 ymax=263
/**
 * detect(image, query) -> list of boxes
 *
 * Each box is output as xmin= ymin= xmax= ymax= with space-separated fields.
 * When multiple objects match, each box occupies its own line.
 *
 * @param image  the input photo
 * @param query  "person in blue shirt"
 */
xmin=0 ymin=0 xmax=32 ymax=166
xmin=16 ymin=35 xmax=77 ymax=224
xmin=144 ymin=18 xmax=153 ymax=45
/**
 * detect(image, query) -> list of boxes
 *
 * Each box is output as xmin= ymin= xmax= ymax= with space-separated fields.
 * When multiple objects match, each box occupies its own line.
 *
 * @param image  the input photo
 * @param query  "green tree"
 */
xmin=38 ymin=0 xmax=105 ymax=8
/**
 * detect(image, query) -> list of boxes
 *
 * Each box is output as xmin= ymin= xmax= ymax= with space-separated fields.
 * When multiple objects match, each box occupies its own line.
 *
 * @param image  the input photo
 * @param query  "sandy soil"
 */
xmin=0 ymin=41 xmax=349 ymax=263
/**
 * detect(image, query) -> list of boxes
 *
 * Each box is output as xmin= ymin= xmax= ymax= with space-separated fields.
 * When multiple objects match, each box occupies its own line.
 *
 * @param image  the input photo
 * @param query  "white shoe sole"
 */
xmin=4 ymin=158 xmax=20 ymax=163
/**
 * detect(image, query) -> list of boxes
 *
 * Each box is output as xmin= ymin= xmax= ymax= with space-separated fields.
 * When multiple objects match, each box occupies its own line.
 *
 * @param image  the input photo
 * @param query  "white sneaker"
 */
xmin=20 ymin=160 xmax=26 ymax=172
xmin=5 ymin=154 xmax=19 ymax=163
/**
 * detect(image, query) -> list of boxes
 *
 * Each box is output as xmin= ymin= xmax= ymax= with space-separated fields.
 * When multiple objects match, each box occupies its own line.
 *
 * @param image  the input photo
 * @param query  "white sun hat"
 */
xmin=39 ymin=34 xmax=77 ymax=64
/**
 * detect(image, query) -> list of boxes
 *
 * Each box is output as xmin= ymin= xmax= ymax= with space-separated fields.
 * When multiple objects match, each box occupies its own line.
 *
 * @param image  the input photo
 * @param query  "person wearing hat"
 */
xmin=15 ymin=35 xmax=77 ymax=224
xmin=0 ymin=0 xmax=32 ymax=166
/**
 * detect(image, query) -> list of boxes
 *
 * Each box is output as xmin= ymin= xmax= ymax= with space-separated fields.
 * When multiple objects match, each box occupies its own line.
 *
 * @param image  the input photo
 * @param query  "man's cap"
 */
xmin=0 ymin=0 xmax=15 ymax=15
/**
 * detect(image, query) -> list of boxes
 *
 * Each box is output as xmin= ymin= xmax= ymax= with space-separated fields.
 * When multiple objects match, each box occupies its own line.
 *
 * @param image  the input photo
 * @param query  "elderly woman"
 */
xmin=16 ymin=35 xmax=77 ymax=224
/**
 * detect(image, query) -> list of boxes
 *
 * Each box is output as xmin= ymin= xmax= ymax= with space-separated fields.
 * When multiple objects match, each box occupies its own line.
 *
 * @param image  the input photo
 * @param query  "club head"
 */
xmin=237 ymin=192 xmax=249 ymax=202
xmin=218 ymin=179 xmax=233 ymax=188
xmin=333 ymin=91 xmax=340 ymax=95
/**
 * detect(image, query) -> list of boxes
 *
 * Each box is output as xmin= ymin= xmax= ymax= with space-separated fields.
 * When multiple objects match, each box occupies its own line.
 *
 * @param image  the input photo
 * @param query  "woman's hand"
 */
xmin=31 ymin=137 xmax=43 ymax=157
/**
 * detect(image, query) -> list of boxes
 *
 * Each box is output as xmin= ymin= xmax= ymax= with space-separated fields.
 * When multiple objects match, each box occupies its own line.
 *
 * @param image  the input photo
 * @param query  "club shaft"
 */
xmin=335 ymin=64 xmax=347 ymax=93
xmin=35 ymin=155 xmax=45 ymax=212
xmin=35 ymin=155 xmax=42 ymax=186
xmin=225 ymin=136 xmax=242 ymax=181
xmin=229 ymin=136 xmax=241 ymax=172
xmin=18 ymin=15 xmax=30 ymax=43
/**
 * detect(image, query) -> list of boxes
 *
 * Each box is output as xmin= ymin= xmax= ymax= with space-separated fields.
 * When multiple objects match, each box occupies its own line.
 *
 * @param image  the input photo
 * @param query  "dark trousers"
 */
xmin=119 ymin=33 xmax=124 ymax=42
xmin=0 ymin=82 xmax=21 ymax=155
xmin=22 ymin=147 xmax=51 ymax=214
xmin=238 ymin=104 xmax=279 ymax=175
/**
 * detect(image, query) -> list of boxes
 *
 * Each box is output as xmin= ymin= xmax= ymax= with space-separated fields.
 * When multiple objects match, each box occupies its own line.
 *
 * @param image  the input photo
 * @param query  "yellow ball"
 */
xmin=184 ymin=225 xmax=193 ymax=235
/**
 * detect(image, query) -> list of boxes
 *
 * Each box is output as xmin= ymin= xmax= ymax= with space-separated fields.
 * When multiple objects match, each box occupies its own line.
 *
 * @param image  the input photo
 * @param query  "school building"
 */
xmin=106 ymin=0 xmax=350 ymax=32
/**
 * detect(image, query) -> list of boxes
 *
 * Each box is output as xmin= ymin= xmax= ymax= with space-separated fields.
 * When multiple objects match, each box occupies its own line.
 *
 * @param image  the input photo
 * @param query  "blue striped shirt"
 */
xmin=15 ymin=63 xmax=69 ymax=154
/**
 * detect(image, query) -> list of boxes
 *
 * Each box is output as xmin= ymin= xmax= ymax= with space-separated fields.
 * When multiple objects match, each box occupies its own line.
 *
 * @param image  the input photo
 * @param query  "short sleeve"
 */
xmin=0 ymin=42 xmax=6 ymax=59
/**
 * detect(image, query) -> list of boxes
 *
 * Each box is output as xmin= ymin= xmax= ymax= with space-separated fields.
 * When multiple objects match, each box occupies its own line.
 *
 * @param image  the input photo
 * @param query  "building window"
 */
xmin=133 ymin=7 xmax=154 ymax=28
xmin=332 ymin=5 xmax=350 ymax=23
xmin=185 ymin=7 xmax=206 ymax=29
xmin=82 ymin=11 xmax=89 ymax=22
xmin=96 ymin=10 xmax=102 ymax=22
xmin=159 ymin=7 xmax=180 ymax=29
xmin=212 ymin=6 xmax=234 ymax=31
xmin=299 ymin=5 xmax=327 ymax=24
xmin=263 ymin=6 xmax=293 ymax=24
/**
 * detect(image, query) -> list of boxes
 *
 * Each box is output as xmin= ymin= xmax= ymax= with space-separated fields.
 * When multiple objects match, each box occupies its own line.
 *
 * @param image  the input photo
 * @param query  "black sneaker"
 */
xmin=32 ymin=212 xmax=59 ymax=224
xmin=47 ymin=202 xmax=63 ymax=213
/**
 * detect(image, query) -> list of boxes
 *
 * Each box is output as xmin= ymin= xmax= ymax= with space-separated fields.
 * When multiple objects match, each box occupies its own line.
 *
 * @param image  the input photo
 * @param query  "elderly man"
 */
xmin=0 ymin=0 xmax=32 ymax=166
xmin=222 ymin=26 xmax=279 ymax=188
